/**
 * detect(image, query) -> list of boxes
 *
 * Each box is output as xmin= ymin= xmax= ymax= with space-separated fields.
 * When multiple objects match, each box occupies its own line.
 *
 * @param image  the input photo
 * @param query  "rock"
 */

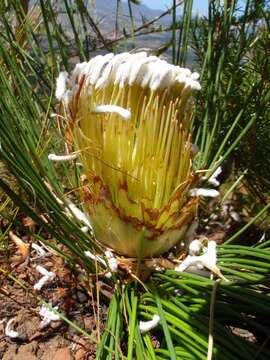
xmin=15 ymin=310 xmax=41 ymax=341
xmin=53 ymin=347 xmax=74 ymax=360
xmin=19 ymin=342 xmax=38 ymax=354
xmin=75 ymin=290 xmax=88 ymax=303
xmin=2 ymin=344 xmax=18 ymax=360
xmin=83 ymin=316 xmax=93 ymax=331
xmin=50 ymin=320 xmax=62 ymax=330
xmin=74 ymin=347 xmax=86 ymax=360
xmin=2 ymin=341 xmax=39 ymax=360
xmin=13 ymin=354 xmax=37 ymax=360
xmin=3 ymin=345 xmax=38 ymax=360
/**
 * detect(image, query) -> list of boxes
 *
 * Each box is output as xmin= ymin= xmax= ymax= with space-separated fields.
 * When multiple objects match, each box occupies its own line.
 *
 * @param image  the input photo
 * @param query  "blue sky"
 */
xmin=142 ymin=0 xmax=208 ymax=15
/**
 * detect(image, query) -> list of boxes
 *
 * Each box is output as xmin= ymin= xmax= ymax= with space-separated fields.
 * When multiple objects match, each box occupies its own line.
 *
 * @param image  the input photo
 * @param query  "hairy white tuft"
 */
xmin=39 ymin=304 xmax=60 ymax=328
xmin=80 ymin=226 xmax=90 ymax=233
xmin=67 ymin=203 xmax=92 ymax=228
xmin=5 ymin=318 xmax=19 ymax=339
xmin=189 ymin=239 xmax=202 ymax=256
xmin=207 ymin=166 xmax=222 ymax=187
xmin=33 ymin=265 xmax=55 ymax=291
xmin=55 ymin=71 xmax=68 ymax=101
xmin=48 ymin=153 xmax=77 ymax=162
xmin=84 ymin=250 xmax=107 ymax=267
xmin=189 ymin=188 xmax=220 ymax=198
xmin=32 ymin=243 xmax=47 ymax=257
xmin=92 ymin=105 xmax=131 ymax=120
xmin=175 ymin=241 xmax=218 ymax=274
xmin=63 ymin=52 xmax=201 ymax=100
xmin=105 ymin=250 xmax=118 ymax=272
xmin=139 ymin=314 xmax=160 ymax=334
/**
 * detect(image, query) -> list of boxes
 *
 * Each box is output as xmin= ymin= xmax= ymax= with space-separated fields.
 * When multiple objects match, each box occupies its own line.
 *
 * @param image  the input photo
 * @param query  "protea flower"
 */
xmin=57 ymin=52 xmax=202 ymax=258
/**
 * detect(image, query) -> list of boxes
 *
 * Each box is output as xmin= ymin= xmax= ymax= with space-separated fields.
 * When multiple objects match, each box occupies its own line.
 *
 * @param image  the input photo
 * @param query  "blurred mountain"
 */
xmin=29 ymin=0 xmax=175 ymax=61
xmin=93 ymin=0 xmax=171 ymax=27
xmin=87 ymin=0 xmax=173 ymax=56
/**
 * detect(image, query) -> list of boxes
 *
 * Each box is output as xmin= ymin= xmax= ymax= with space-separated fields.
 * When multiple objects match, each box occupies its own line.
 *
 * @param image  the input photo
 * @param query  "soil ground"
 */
xmin=0 ymin=239 xmax=108 ymax=360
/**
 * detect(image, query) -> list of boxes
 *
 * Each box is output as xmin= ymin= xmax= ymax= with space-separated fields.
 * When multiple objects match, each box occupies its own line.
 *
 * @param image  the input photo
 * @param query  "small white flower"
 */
xmin=67 ymin=203 xmax=92 ymax=229
xmin=84 ymin=250 xmax=107 ymax=267
xmin=191 ymin=72 xmax=200 ymax=80
xmin=84 ymin=250 xmax=118 ymax=277
xmin=5 ymin=318 xmax=19 ymax=339
xmin=48 ymin=188 xmax=93 ymax=231
xmin=39 ymin=304 xmax=60 ymax=328
xmin=80 ymin=226 xmax=90 ymax=233
xmin=33 ymin=265 xmax=55 ymax=291
xmin=55 ymin=71 xmax=69 ymax=101
xmin=175 ymin=240 xmax=217 ymax=273
xmin=105 ymin=250 xmax=118 ymax=272
xmin=139 ymin=314 xmax=160 ymax=334
xmin=32 ymin=243 xmax=47 ymax=257
xmin=189 ymin=188 xmax=220 ymax=198
xmin=207 ymin=166 xmax=222 ymax=187
xmin=188 ymin=239 xmax=202 ymax=256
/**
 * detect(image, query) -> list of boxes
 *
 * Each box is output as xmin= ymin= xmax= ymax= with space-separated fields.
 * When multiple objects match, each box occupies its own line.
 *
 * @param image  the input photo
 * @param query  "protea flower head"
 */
xmin=57 ymin=52 xmax=202 ymax=258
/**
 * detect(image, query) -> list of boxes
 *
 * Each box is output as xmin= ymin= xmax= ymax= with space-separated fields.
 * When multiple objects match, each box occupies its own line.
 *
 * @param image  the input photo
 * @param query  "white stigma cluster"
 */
xmin=56 ymin=52 xmax=201 ymax=104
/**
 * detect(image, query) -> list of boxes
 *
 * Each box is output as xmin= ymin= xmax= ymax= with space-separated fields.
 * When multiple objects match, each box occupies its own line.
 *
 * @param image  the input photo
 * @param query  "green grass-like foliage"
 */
xmin=98 ymin=244 xmax=270 ymax=359
xmin=190 ymin=1 xmax=270 ymax=196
